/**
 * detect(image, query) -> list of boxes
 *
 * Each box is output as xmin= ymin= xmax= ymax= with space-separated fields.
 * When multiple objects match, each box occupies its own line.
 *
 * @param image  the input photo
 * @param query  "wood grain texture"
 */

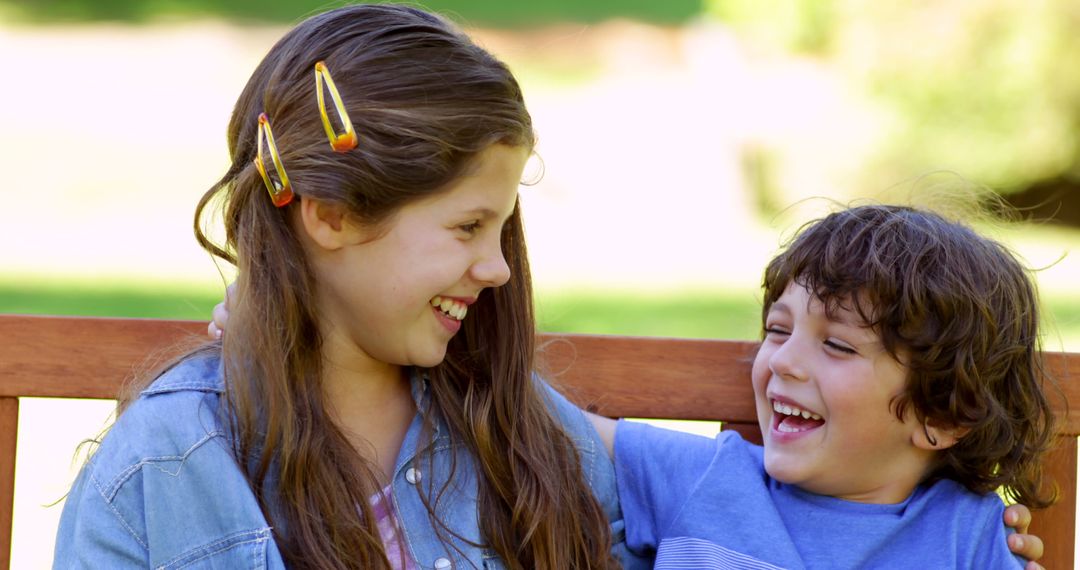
xmin=0 ymin=398 xmax=17 ymax=570
xmin=0 ymin=314 xmax=1077 ymax=568
xmin=539 ymin=333 xmax=760 ymax=423
xmin=0 ymin=315 xmax=206 ymax=400
xmin=1029 ymin=436 xmax=1078 ymax=570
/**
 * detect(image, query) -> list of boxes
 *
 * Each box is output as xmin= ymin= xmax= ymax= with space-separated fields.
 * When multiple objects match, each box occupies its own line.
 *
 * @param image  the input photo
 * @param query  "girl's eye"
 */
xmin=764 ymin=327 xmax=789 ymax=338
xmin=824 ymin=339 xmax=857 ymax=355
xmin=458 ymin=222 xmax=481 ymax=235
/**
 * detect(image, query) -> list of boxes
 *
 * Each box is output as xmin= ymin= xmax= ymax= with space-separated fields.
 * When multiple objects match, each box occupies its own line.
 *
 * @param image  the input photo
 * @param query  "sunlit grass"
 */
xmin=3 ymin=277 xmax=1078 ymax=351
xmin=537 ymin=287 xmax=763 ymax=339
xmin=0 ymin=276 xmax=226 ymax=320
xmin=0 ymin=0 xmax=704 ymax=25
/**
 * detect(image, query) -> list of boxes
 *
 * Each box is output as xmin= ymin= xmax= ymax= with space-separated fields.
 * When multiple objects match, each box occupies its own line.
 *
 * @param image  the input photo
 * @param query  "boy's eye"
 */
xmin=764 ymin=327 xmax=789 ymax=338
xmin=824 ymin=339 xmax=857 ymax=355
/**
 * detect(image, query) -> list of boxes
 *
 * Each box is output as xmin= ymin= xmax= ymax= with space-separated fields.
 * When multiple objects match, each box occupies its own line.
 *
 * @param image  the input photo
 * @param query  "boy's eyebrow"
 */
xmin=768 ymin=301 xmax=791 ymax=316
xmin=828 ymin=299 xmax=874 ymax=328
xmin=830 ymin=310 xmax=864 ymax=327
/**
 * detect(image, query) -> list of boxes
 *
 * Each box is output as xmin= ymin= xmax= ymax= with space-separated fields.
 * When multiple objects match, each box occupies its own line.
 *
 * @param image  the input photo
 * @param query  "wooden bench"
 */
xmin=1 ymin=314 xmax=1077 ymax=568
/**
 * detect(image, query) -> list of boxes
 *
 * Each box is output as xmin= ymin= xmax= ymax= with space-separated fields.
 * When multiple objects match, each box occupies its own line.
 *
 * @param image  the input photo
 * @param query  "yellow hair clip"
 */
xmin=315 ymin=61 xmax=358 ymax=152
xmin=254 ymin=113 xmax=294 ymax=207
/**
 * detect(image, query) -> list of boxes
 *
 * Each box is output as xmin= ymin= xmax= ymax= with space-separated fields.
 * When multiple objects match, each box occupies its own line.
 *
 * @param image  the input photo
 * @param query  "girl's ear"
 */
xmin=298 ymin=196 xmax=363 ymax=250
xmin=913 ymin=421 xmax=969 ymax=451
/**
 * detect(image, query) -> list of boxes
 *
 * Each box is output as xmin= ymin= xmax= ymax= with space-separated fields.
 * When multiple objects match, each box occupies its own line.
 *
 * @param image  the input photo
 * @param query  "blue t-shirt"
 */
xmin=615 ymin=421 xmax=1024 ymax=569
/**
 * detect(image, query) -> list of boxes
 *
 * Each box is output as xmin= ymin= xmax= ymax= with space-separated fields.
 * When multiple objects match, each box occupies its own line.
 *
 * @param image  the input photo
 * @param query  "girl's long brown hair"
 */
xmin=131 ymin=5 xmax=615 ymax=568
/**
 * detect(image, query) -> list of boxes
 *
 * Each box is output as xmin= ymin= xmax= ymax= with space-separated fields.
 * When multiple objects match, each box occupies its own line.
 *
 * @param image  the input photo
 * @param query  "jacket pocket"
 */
xmin=157 ymin=528 xmax=275 ymax=570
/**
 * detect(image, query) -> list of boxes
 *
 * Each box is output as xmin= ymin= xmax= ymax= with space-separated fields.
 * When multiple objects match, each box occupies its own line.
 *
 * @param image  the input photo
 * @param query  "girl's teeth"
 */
xmin=431 ymin=296 xmax=467 ymax=321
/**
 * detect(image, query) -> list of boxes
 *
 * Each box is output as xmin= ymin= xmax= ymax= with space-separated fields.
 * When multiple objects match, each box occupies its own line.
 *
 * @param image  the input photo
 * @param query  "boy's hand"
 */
xmin=1004 ymin=504 xmax=1044 ymax=569
xmin=207 ymin=283 xmax=235 ymax=340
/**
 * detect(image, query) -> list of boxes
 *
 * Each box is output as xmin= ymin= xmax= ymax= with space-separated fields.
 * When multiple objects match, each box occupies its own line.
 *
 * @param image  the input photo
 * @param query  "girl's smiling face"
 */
xmin=751 ymin=282 xmax=935 ymax=504
xmin=310 ymin=144 xmax=528 ymax=370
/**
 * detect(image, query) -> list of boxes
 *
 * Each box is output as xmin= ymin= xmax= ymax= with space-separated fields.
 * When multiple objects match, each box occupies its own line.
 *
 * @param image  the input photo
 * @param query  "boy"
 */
xmin=612 ymin=205 xmax=1054 ymax=568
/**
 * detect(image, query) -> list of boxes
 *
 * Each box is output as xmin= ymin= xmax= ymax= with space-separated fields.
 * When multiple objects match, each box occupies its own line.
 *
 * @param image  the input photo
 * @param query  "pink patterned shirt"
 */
xmin=371 ymin=486 xmax=420 ymax=570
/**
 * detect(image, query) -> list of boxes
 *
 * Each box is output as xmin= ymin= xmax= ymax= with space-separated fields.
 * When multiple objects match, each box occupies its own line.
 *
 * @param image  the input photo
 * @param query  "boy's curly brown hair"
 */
xmin=762 ymin=204 xmax=1057 ymax=507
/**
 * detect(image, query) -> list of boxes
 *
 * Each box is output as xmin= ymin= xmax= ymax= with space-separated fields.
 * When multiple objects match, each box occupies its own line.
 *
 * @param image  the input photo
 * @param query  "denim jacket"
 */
xmin=54 ymin=354 xmax=650 ymax=569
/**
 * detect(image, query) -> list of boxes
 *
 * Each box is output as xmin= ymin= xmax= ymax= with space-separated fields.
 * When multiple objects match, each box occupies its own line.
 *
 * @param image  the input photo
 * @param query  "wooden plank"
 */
xmin=0 ymin=397 xmax=18 ymax=570
xmin=1029 ymin=435 xmax=1077 ymax=570
xmin=721 ymin=421 xmax=763 ymax=446
xmin=0 ymin=315 xmax=205 ymax=400
xmin=3 ymin=316 xmax=1079 ymax=430
xmin=540 ymin=333 xmax=760 ymax=422
xmin=0 ymin=315 xmax=1078 ymax=566
xmin=1045 ymin=352 xmax=1080 ymax=436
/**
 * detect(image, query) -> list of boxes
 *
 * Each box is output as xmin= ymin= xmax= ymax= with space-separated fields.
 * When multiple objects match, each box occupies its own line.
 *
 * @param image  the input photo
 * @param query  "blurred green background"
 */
xmin=3 ymin=1 xmax=1080 ymax=566
xmin=2 ymin=0 xmax=1079 ymax=342
xmin=0 ymin=0 xmax=703 ymax=25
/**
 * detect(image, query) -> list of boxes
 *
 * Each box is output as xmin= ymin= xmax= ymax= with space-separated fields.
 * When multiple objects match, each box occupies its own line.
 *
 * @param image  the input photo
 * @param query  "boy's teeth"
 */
xmin=772 ymin=400 xmax=822 ymax=421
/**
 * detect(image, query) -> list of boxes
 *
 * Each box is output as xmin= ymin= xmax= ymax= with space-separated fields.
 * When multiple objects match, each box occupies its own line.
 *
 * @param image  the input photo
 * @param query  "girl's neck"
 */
xmin=321 ymin=348 xmax=417 ymax=481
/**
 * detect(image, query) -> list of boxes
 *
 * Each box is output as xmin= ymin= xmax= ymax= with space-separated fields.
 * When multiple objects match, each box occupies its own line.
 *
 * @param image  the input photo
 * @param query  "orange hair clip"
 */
xmin=254 ymin=113 xmax=294 ymax=207
xmin=314 ymin=61 xmax=358 ymax=152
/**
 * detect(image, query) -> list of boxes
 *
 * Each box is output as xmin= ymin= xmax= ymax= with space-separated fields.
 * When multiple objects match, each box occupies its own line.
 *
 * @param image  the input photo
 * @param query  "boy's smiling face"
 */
xmin=751 ymin=282 xmax=936 ymax=504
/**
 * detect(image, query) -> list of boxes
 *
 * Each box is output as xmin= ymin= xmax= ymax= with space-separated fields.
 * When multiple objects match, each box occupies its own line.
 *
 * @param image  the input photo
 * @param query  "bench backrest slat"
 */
xmin=0 ymin=315 xmax=1075 ymax=568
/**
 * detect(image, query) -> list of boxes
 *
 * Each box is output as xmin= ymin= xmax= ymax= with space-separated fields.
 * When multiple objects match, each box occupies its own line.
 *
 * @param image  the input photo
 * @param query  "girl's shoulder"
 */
xmin=534 ymin=376 xmax=599 ymax=449
xmin=56 ymin=351 xmax=280 ymax=567
xmin=83 ymin=352 xmax=232 ymax=493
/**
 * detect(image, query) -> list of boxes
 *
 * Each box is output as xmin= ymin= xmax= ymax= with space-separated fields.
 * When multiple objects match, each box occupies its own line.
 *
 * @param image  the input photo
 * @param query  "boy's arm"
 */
xmin=586 ymin=412 xmax=616 ymax=458
xmin=612 ymin=419 xmax=724 ymax=558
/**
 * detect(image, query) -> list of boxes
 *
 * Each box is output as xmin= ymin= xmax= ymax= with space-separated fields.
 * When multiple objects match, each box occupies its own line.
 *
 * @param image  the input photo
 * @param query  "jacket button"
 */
xmin=433 ymin=557 xmax=452 ymax=569
xmin=405 ymin=467 xmax=421 ymax=484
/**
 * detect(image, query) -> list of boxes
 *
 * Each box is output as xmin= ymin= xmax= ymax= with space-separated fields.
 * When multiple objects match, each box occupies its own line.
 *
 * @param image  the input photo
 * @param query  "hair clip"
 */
xmin=314 ymin=61 xmax=358 ymax=152
xmin=254 ymin=113 xmax=294 ymax=207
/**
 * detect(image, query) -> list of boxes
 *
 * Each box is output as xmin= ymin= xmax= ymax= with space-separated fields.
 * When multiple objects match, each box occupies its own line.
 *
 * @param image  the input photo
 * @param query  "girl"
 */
xmin=55 ymin=4 xmax=635 ymax=569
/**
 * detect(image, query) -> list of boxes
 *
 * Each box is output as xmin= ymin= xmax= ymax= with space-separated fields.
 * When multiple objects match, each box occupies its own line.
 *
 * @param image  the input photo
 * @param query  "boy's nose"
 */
xmin=769 ymin=337 xmax=809 ymax=382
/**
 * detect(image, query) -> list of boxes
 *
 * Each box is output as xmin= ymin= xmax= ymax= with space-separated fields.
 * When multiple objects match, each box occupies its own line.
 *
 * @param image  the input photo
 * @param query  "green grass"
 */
xmin=0 ymin=0 xmax=705 ymax=26
xmin=0 ymin=278 xmax=761 ymax=336
xmin=536 ymin=288 xmax=763 ymax=340
xmin=0 ymin=278 xmax=226 ymax=320
xmin=2 ymin=278 xmax=1078 ymax=351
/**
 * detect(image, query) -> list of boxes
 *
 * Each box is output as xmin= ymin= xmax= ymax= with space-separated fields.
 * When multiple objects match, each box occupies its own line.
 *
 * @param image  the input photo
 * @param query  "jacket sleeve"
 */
xmin=53 ymin=465 xmax=149 ymax=568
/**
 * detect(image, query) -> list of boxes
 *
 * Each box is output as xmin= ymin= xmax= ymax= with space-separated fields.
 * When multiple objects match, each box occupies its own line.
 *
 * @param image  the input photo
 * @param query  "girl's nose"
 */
xmin=471 ymin=241 xmax=511 ymax=287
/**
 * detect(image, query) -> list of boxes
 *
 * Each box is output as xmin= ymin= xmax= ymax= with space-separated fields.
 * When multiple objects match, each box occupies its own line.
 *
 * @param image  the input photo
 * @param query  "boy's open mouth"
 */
xmin=430 ymin=295 xmax=468 ymax=321
xmin=772 ymin=399 xmax=825 ymax=433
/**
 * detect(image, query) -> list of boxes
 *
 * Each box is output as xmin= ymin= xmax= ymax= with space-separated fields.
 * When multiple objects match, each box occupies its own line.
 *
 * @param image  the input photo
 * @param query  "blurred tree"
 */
xmin=847 ymin=0 xmax=1080 ymax=218
xmin=710 ymin=0 xmax=1080 ymax=226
